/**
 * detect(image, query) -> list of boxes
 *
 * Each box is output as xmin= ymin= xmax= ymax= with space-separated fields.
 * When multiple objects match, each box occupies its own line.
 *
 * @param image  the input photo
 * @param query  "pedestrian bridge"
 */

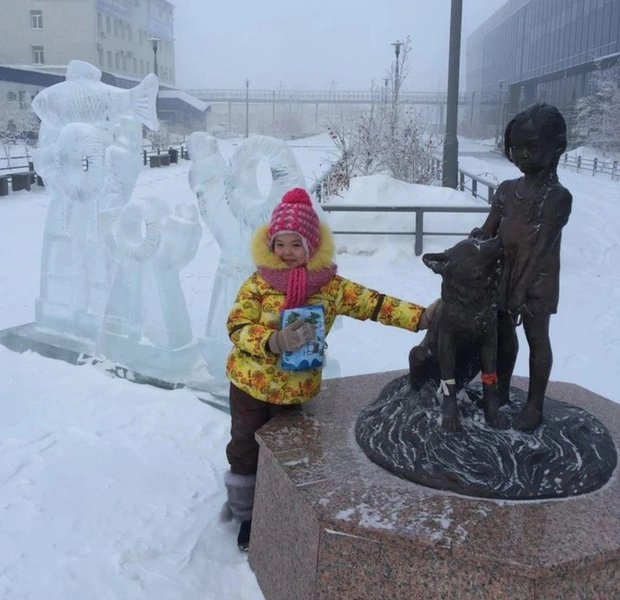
xmin=186 ymin=89 xmax=470 ymax=106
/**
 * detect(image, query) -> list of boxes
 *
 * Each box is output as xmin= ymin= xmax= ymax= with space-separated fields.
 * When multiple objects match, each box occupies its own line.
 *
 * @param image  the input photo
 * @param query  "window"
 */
xmin=121 ymin=22 xmax=126 ymax=40
xmin=133 ymin=57 xmax=137 ymax=73
xmin=31 ymin=45 xmax=44 ymax=64
xmin=127 ymin=24 xmax=132 ymax=42
xmin=146 ymin=60 xmax=150 ymax=73
xmin=7 ymin=91 xmax=17 ymax=102
xmin=97 ymin=12 xmax=103 ymax=32
xmin=98 ymin=47 xmax=104 ymax=65
xmin=115 ymin=52 xmax=120 ymax=70
xmin=140 ymin=59 xmax=144 ymax=74
xmin=106 ymin=16 xmax=112 ymax=34
xmin=30 ymin=10 xmax=43 ymax=29
xmin=107 ymin=50 xmax=113 ymax=67
xmin=114 ymin=19 xmax=120 ymax=37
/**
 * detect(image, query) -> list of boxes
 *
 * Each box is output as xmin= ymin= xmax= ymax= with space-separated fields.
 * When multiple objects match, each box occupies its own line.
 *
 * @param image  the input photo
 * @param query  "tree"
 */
xmin=323 ymin=37 xmax=439 ymax=196
xmin=574 ymin=66 xmax=620 ymax=155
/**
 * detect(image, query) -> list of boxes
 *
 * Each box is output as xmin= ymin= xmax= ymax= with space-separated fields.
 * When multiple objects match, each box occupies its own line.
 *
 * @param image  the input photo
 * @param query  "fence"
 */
xmin=321 ymin=204 xmax=490 ymax=256
xmin=560 ymin=153 xmax=619 ymax=179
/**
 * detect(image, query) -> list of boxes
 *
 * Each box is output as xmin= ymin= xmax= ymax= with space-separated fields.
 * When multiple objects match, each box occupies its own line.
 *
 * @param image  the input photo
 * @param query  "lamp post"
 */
xmin=391 ymin=40 xmax=404 ymax=108
xmin=245 ymin=78 xmax=250 ymax=138
xmin=149 ymin=37 xmax=161 ymax=77
xmin=495 ymin=79 xmax=505 ymax=147
xmin=442 ymin=0 xmax=463 ymax=189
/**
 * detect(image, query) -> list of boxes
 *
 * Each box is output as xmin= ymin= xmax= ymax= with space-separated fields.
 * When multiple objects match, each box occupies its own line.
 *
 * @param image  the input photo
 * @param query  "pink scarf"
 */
xmin=258 ymin=264 xmax=337 ymax=309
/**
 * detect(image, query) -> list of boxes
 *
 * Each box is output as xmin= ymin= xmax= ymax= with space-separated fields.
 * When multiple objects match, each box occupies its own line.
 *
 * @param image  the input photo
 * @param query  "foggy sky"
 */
xmin=172 ymin=0 xmax=508 ymax=91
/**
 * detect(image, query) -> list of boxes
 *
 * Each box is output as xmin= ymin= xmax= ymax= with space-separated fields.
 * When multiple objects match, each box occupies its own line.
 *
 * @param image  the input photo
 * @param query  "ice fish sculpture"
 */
xmin=32 ymin=61 xmax=158 ymax=343
xmin=32 ymin=60 xmax=159 ymax=132
xmin=98 ymin=199 xmax=202 ymax=381
xmin=187 ymin=134 xmax=340 ymax=395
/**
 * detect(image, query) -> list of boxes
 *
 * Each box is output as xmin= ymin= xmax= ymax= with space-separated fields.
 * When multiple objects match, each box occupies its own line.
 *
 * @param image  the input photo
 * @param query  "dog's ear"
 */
xmin=422 ymin=252 xmax=448 ymax=274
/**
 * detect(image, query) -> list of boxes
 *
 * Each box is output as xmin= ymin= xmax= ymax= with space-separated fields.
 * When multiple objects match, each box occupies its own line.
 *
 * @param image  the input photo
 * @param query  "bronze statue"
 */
xmin=471 ymin=102 xmax=572 ymax=431
xmin=409 ymin=235 xmax=507 ymax=432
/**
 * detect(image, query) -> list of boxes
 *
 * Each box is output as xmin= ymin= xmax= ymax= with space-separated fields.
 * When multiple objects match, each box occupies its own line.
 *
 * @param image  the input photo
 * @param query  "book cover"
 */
xmin=280 ymin=305 xmax=325 ymax=371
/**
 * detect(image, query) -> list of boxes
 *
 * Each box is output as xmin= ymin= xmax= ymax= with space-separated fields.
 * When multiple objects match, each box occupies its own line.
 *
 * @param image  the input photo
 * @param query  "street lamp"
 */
xmin=442 ymin=0 xmax=463 ymax=189
xmin=245 ymin=78 xmax=250 ymax=138
xmin=495 ymin=80 xmax=505 ymax=147
xmin=391 ymin=40 xmax=404 ymax=108
xmin=149 ymin=37 xmax=161 ymax=77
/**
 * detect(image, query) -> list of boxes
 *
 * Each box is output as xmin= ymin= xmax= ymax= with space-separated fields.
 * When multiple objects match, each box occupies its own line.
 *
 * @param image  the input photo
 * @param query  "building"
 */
xmin=466 ymin=0 xmax=620 ymax=136
xmin=0 ymin=0 xmax=209 ymax=134
xmin=0 ymin=0 xmax=175 ymax=85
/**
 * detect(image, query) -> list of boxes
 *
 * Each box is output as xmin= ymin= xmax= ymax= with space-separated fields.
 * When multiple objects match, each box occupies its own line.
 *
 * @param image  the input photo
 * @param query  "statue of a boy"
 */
xmin=471 ymin=103 xmax=572 ymax=431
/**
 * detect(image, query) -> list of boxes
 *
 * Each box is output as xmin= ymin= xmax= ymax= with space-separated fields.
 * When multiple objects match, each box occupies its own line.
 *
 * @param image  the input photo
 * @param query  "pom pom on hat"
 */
xmin=268 ymin=188 xmax=320 ymax=256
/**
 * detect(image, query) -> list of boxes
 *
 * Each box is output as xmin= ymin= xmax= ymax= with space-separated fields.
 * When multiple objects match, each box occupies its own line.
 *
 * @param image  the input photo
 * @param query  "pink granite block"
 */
xmin=249 ymin=370 xmax=620 ymax=600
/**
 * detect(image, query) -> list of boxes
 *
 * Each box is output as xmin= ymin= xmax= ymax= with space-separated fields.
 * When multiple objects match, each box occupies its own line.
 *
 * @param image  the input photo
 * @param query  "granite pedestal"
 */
xmin=249 ymin=370 xmax=620 ymax=600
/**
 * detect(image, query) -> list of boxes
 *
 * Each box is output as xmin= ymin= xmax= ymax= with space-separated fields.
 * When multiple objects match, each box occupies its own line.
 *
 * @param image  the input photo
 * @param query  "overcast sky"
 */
xmin=173 ymin=0 xmax=508 ymax=91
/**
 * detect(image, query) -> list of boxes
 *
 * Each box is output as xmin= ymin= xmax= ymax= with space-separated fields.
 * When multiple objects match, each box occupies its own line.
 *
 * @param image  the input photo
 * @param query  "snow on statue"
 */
xmin=31 ymin=60 xmax=159 ymax=342
xmin=187 ymin=134 xmax=342 ymax=395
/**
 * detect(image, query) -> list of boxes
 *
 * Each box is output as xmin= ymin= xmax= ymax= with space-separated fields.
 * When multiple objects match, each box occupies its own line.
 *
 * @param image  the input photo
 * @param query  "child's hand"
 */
xmin=418 ymin=298 xmax=441 ymax=330
xmin=268 ymin=318 xmax=315 ymax=354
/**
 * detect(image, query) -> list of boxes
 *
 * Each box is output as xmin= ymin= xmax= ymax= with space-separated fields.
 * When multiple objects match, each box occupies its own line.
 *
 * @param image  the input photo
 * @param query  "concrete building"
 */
xmin=466 ymin=0 xmax=620 ymax=136
xmin=0 ymin=0 xmax=175 ymax=85
xmin=0 ymin=0 xmax=209 ymax=135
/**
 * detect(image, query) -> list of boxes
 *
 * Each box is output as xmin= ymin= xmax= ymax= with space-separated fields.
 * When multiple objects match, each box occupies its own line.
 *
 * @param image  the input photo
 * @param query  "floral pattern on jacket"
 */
xmin=225 ymin=222 xmax=425 ymax=404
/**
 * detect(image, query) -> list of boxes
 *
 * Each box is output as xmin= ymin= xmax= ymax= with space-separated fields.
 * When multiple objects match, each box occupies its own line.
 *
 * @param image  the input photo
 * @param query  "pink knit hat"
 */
xmin=268 ymin=188 xmax=320 ymax=257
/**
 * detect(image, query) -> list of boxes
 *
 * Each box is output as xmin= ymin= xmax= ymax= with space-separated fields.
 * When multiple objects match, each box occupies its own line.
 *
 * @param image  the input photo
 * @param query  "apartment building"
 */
xmin=0 ymin=0 xmax=176 ymax=86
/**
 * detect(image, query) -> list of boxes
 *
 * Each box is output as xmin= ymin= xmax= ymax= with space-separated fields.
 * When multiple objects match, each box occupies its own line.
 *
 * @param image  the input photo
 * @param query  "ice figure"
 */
xmin=98 ymin=199 xmax=201 ymax=380
xmin=188 ymin=134 xmax=340 ymax=395
xmin=31 ymin=60 xmax=158 ymax=342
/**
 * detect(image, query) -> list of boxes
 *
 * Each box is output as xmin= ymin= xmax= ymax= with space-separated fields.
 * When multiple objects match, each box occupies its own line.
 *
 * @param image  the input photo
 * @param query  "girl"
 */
xmin=220 ymin=187 xmax=436 ymax=550
xmin=472 ymin=103 xmax=572 ymax=432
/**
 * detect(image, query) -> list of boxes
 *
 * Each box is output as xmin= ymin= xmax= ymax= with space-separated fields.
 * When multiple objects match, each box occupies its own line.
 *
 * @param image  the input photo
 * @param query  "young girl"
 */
xmin=472 ymin=102 xmax=572 ymax=432
xmin=220 ymin=187 xmax=436 ymax=550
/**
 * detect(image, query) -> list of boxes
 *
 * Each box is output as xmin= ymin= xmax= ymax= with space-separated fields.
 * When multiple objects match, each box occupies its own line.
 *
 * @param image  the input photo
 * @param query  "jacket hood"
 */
xmin=251 ymin=221 xmax=336 ymax=270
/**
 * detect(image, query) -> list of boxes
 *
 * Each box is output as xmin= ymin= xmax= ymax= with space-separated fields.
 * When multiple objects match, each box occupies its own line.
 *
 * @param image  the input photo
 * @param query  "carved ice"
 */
xmin=188 ymin=134 xmax=340 ymax=395
xmin=31 ymin=60 xmax=159 ymax=342
xmin=98 ymin=199 xmax=201 ymax=380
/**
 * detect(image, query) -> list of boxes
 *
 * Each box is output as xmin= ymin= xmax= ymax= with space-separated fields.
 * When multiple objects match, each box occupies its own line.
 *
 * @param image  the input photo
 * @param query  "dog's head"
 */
xmin=423 ymin=236 xmax=503 ymax=286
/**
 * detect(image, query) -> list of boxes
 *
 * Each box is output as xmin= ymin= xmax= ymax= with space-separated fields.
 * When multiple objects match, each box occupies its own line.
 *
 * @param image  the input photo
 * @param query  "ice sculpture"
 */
xmin=188 ymin=134 xmax=339 ymax=395
xmin=31 ymin=60 xmax=158 ymax=341
xmin=98 ymin=199 xmax=201 ymax=380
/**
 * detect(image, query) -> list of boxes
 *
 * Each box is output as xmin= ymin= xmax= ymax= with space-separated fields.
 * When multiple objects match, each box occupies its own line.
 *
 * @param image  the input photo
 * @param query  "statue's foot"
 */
xmin=441 ymin=398 xmax=461 ymax=433
xmin=484 ymin=407 xmax=510 ymax=430
xmin=513 ymin=403 xmax=543 ymax=432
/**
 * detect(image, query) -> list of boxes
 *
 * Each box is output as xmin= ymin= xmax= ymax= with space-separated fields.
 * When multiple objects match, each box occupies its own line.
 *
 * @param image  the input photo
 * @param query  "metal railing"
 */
xmin=321 ymin=204 xmax=490 ymax=256
xmin=560 ymin=153 xmax=619 ymax=179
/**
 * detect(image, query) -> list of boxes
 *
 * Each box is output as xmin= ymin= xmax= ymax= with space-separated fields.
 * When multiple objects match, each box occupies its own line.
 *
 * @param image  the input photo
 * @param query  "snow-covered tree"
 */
xmin=323 ymin=37 xmax=439 ymax=195
xmin=574 ymin=67 xmax=620 ymax=155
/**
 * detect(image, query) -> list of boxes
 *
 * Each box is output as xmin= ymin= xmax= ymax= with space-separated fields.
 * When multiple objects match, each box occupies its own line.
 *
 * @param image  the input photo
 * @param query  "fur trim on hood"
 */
xmin=251 ymin=221 xmax=336 ymax=270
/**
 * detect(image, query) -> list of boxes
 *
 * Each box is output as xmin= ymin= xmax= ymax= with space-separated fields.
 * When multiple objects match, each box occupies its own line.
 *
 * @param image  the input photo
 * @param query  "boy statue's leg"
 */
xmin=496 ymin=310 xmax=519 ymax=406
xmin=514 ymin=313 xmax=552 ymax=431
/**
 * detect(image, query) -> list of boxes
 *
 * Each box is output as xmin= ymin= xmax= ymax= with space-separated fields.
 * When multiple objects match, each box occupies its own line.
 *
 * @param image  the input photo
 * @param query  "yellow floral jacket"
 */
xmin=225 ymin=222 xmax=425 ymax=404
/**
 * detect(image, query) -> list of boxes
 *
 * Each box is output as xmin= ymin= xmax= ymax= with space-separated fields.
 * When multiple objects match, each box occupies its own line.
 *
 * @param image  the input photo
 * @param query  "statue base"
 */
xmin=250 ymin=370 xmax=620 ymax=600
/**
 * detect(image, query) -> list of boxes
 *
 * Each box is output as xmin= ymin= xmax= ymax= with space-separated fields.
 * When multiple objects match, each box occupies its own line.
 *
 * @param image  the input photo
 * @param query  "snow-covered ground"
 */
xmin=0 ymin=134 xmax=619 ymax=599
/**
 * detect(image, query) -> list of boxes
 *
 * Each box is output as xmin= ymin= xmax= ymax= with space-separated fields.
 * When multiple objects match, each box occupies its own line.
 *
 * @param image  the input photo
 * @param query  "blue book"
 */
xmin=280 ymin=305 xmax=326 ymax=371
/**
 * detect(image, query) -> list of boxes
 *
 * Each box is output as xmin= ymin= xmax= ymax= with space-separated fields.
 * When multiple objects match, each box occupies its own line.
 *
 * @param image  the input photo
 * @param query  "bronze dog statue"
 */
xmin=409 ymin=235 xmax=508 ymax=432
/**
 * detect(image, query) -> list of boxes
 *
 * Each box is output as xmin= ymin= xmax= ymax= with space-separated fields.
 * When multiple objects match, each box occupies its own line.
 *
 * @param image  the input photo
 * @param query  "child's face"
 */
xmin=509 ymin=120 xmax=558 ymax=175
xmin=273 ymin=233 xmax=307 ymax=268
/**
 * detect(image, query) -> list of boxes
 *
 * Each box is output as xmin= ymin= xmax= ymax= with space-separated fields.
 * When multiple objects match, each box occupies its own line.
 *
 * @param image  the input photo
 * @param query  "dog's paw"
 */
xmin=441 ymin=400 xmax=461 ymax=433
xmin=513 ymin=403 xmax=543 ymax=431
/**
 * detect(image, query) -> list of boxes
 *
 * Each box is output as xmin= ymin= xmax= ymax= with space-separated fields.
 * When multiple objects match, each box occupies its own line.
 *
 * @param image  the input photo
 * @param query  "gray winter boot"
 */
xmin=220 ymin=471 xmax=256 ymax=523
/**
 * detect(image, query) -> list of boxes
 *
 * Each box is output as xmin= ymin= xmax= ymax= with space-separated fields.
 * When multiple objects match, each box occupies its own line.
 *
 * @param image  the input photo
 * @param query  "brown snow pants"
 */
xmin=226 ymin=383 xmax=298 ymax=475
